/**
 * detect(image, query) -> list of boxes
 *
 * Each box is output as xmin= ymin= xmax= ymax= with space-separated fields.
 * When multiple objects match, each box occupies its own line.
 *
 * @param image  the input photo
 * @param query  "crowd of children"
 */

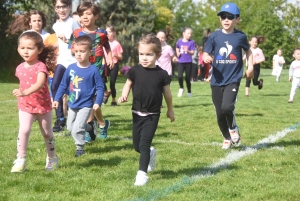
xmin=10 ymin=1 xmax=297 ymax=186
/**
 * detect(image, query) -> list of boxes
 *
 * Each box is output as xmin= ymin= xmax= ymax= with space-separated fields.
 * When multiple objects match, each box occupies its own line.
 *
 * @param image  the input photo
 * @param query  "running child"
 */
xmin=272 ymin=48 xmax=285 ymax=82
xmin=69 ymin=2 xmax=113 ymax=140
xmin=203 ymin=2 xmax=254 ymax=150
xmin=51 ymin=0 xmax=80 ymax=132
xmin=53 ymin=36 xmax=104 ymax=157
xmin=288 ymin=48 xmax=300 ymax=103
xmin=24 ymin=10 xmax=50 ymax=40
xmin=156 ymin=30 xmax=177 ymax=80
xmin=245 ymin=35 xmax=265 ymax=96
xmin=118 ymin=34 xmax=175 ymax=186
xmin=175 ymin=27 xmax=196 ymax=97
xmin=11 ymin=31 xmax=58 ymax=172
xmin=104 ymin=25 xmax=123 ymax=106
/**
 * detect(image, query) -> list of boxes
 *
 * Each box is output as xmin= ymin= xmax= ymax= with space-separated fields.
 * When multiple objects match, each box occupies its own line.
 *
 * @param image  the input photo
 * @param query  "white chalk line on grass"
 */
xmin=126 ymin=122 xmax=300 ymax=201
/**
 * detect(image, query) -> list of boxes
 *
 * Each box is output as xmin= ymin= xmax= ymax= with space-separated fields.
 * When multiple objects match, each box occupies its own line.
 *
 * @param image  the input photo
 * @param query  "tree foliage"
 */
xmin=97 ymin=0 xmax=155 ymax=66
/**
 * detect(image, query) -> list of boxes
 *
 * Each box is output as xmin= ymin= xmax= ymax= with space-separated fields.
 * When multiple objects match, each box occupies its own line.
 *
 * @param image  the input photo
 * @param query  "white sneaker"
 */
xmin=45 ymin=155 xmax=59 ymax=171
xmin=177 ymin=88 xmax=184 ymax=97
xmin=222 ymin=139 xmax=232 ymax=150
xmin=134 ymin=170 xmax=148 ymax=186
xmin=11 ymin=158 xmax=26 ymax=172
xmin=148 ymin=147 xmax=156 ymax=172
xmin=229 ymin=127 xmax=241 ymax=144
xmin=187 ymin=93 xmax=192 ymax=97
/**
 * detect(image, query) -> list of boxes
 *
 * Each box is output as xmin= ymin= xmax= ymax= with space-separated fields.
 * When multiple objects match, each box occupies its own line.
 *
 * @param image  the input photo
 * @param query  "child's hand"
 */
xmin=245 ymin=69 xmax=253 ymax=80
xmin=52 ymin=101 xmax=59 ymax=109
xmin=93 ymin=104 xmax=100 ymax=111
xmin=12 ymin=89 xmax=25 ymax=97
xmin=205 ymin=77 xmax=211 ymax=83
xmin=172 ymin=57 xmax=178 ymax=63
xmin=166 ymin=110 xmax=175 ymax=122
xmin=118 ymin=96 xmax=128 ymax=103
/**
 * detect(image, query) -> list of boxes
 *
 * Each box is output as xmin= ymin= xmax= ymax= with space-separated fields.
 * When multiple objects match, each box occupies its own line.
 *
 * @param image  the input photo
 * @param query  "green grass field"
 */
xmin=1 ymin=69 xmax=300 ymax=201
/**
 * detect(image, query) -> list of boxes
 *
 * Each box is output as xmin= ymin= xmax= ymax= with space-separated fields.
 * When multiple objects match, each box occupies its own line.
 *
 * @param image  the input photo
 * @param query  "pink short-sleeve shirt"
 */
xmin=15 ymin=61 xmax=52 ymax=114
xmin=107 ymin=40 xmax=123 ymax=64
xmin=155 ymin=45 xmax=174 ymax=75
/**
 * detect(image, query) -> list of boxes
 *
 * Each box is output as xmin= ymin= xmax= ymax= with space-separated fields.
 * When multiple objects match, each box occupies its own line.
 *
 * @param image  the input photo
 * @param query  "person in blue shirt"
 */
xmin=203 ymin=2 xmax=254 ymax=150
xmin=53 ymin=35 xmax=104 ymax=157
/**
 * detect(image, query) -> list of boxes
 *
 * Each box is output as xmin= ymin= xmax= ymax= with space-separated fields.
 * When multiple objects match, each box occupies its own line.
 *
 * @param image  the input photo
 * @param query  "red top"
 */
xmin=15 ymin=61 xmax=52 ymax=114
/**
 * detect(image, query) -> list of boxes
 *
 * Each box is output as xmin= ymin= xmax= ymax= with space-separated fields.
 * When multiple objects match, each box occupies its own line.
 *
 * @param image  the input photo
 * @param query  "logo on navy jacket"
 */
xmin=216 ymin=41 xmax=237 ymax=64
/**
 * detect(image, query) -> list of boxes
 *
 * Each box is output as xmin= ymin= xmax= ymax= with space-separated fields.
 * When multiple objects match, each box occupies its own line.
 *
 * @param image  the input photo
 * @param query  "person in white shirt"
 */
xmin=272 ymin=48 xmax=285 ymax=82
xmin=51 ymin=0 xmax=80 ymax=132
xmin=288 ymin=48 xmax=300 ymax=103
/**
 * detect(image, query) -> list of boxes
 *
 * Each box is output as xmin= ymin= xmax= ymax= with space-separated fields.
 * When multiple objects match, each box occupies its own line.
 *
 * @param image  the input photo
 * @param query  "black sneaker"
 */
xmin=52 ymin=118 xmax=66 ymax=132
xmin=87 ymin=121 xmax=96 ymax=141
xmin=258 ymin=79 xmax=263 ymax=90
xmin=111 ymin=102 xmax=117 ymax=106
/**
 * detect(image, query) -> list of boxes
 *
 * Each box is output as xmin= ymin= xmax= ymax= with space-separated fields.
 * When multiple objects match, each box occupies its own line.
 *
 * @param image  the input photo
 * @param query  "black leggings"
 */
xmin=245 ymin=64 xmax=260 ymax=87
xmin=211 ymin=83 xmax=239 ymax=139
xmin=132 ymin=113 xmax=160 ymax=173
xmin=177 ymin=62 xmax=192 ymax=93
xmin=51 ymin=64 xmax=66 ymax=118
xmin=107 ymin=62 xmax=119 ymax=98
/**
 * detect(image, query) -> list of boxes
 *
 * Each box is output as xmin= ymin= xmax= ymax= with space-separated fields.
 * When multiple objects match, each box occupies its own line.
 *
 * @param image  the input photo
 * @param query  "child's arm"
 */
xmin=245 ymin=49 xmax=254 ymax=79
xmin=163 ymin=85 xmax=175 ymax=122
xmin=94 ymin=69 xmax=105 ymax=110
xmin=13 ymin=72 xmax=47 ymax=97
xmin=118 ymin=79 xmax=132 ymax=103
xmin=105 ymin=47 xmax=114 ymax=69
xmin=176 ymin=47 xmax=180 ymax=58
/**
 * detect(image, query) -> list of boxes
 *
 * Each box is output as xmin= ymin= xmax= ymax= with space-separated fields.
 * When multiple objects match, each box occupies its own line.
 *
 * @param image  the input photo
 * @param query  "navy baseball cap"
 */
xmin=217 ymin=2 xmax=240 ymax=16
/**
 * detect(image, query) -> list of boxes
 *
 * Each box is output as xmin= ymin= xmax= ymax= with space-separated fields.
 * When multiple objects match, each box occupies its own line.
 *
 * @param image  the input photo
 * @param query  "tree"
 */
xmin=97 ymin=0 xmax=155 ymax=66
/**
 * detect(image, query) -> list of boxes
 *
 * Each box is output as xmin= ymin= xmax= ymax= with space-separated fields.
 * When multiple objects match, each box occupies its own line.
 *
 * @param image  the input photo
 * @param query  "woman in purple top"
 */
xmin=176 ymin=27 xmax=196 ymax=97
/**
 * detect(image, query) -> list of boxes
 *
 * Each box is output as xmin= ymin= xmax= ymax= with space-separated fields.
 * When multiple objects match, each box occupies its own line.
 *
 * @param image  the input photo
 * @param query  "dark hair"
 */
xmin=18 ymin=32 xmax=57 ymax=73
xmin=72 ymin=11 xmax=78 ymax=16
xmin=203 ymin=29 xmax=211 ymax=37
xmin=52 ymin=0 xmax=71 ymax=6
xmin=24 ymin=10 xmax=47 ymax=30
xmin=138 ymin=33 xmax=161 ymax=55
xmin=106 ymin=25 xmax=116 ymax=32
xmin=74 ymin=35 xmax=92 ymax=50
xmin=77 ymin=2 xmax=100 ymax=16
xmin=250 ymin=36 xmax=266 ymax=45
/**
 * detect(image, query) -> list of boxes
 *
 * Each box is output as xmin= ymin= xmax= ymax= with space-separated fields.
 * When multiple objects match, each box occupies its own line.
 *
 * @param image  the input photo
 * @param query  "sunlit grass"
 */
xmin=1 ymin=69 xmax=300 ymax=200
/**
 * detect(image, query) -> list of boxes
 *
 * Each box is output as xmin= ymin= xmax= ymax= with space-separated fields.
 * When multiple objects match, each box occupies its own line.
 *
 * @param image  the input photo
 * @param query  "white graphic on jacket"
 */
xmin=216 ymin=41 xmax=237 ymax=64
xmin=68 ymin=70 xmax=83 ymax=103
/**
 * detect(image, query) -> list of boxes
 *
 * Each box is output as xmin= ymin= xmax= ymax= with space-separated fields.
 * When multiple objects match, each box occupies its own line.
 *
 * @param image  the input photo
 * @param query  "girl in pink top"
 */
xmin=156 ymin=30 xmax=177 ymax=77
xmin=245 ymin=36 xmax=265 ymax=96
xmin=105 ymin=25 xmax=123 ymax=106
xmin=11 ymin=32 xmax=58 ymax=172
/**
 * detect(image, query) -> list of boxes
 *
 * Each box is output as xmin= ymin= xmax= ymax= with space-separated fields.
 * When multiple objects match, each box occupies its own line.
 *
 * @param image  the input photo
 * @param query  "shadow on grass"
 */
xmin=155 ymin=132 xmax=178 ymax=138
xmin=261 ymin=94 xmax=289 ymax=97
xmin=156 ymin=164 xmax=239 ymax=179
xmin=236 ymin=113 xmax=263 ymax=117
xmin=272 ymin=139 xmax=300 ymax=147
xmin=69 ymin=156 xmax=123 ymax=168
xmin=174 ymin=103 xmax=211 ymax=108
xmin=86 ymin=142 xmax=133 ymax=154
